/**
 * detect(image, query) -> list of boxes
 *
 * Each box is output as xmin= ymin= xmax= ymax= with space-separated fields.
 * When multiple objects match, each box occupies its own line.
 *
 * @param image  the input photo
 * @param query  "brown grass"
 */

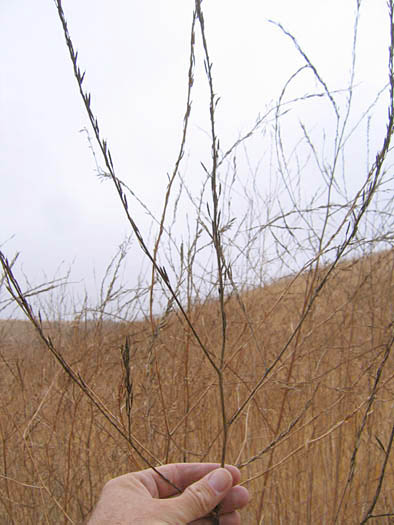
xmin=1 ymin=248 xmax=393 ymax=524
xmin=1 ymin=4 xmax=394 ymax=521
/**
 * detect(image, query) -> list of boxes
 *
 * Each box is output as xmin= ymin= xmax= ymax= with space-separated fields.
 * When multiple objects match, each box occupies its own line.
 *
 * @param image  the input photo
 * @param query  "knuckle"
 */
xmin=102 ymin=477 xmax=119 ymax=492
xmin=184 ymin=483 xmax=213 ymax=517
xmin=102 ymin=474 xmax=128 ymax=493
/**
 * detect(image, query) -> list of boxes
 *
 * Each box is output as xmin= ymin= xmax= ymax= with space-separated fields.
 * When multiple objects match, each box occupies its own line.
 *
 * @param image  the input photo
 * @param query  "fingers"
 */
xmin=191 ymin=510 xmax=242 ymax=525
xmin=184 ymin=476 xmax=249 ymax=525
xmin=166 ymin=468 xmax=235 ymax=523
xmin=190 ymin=485 xmax=249 ymax=525
xmin=144 ymin=463 xmax=241 ymax=499
xmin=216 ymin=485 xmax=250 ymax=515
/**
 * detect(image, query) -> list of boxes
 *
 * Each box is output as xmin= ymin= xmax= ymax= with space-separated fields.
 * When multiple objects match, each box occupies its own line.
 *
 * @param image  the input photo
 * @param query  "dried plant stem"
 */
xmin=1 ymin=2 xmax=393 ymax=523
xmin=120 ymin=337 xmax=133 ymax=441
xmin=334 ymin=330 xmax=394 ymax=522
xmin=238 ymin=392 xmax=316 ymax=469
xmin=359 ymin=420 xmax=394 ymax=524
xmin=227 ymin=29 xmax=394 ymax=431
xmin=195 ymin=0 xmax=228 ymax=470
xmin=149 ymin=9 xmax=197 ymax=329
xmin=53 ymin=0 xmax=219 ymax=377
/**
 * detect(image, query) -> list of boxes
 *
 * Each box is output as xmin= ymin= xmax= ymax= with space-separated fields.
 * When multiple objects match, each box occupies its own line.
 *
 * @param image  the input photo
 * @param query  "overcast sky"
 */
xmin=0 ymin=1 xmax=390 ymax=319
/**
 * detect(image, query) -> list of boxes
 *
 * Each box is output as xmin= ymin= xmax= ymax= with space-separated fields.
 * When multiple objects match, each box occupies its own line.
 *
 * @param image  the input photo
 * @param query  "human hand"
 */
xmin=87 ymin=462 xmax=249 ymax=525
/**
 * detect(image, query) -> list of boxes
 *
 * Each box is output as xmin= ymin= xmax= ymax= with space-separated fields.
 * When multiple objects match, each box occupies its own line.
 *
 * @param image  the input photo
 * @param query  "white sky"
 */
xmin=0 ymin=1 xmax=390 ymax=318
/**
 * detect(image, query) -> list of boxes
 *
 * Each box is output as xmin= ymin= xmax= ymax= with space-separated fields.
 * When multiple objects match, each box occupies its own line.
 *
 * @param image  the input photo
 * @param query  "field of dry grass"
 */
xmin=1 ymin=3 xmax=394 ymax=523
xmin=1 ymin=248 xmax=393 ymax=524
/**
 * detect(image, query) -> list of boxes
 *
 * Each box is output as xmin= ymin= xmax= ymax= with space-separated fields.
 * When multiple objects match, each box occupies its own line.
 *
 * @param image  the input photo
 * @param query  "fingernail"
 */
xmin=208 ymin=469 xmax=231 ymax=494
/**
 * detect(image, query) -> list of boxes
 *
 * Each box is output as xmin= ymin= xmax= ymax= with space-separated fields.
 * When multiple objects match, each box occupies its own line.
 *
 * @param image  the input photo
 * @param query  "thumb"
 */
xmin=165 ymin=468 xmax=233 ymax=523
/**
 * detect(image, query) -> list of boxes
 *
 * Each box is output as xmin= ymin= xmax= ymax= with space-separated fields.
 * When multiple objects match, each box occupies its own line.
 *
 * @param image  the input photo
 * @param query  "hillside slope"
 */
xmin=0 ymin=248 xmax=393 ymax=523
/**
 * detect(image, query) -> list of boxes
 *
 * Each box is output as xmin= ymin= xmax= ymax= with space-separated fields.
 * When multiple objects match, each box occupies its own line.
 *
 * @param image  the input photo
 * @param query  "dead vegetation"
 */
xmin=0 ymin=249 xmax=393 ymax=523
xmin=1 ymin=1 xmax=394 ymax=523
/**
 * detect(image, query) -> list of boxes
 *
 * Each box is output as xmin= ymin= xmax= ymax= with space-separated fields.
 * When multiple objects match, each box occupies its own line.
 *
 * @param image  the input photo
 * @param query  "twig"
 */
xmin=359 ymin=420 xmax=394 ymax=524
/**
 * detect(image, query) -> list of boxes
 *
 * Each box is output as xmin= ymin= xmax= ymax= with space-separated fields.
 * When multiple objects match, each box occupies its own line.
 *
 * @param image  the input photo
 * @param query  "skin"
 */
xmin=87 ymin=463 xmax=250 ymax=525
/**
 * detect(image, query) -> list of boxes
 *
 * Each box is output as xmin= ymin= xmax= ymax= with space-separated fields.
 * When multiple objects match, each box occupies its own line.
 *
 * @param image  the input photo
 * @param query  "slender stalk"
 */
xmin=195 ymin=0 xmax=228 ymax=469
xmin=149 ymin=9 xmax=197 ymax=329
xmin=334 ymin=331 xmax=394 ymax=522
xmin=359 ymin=420 xmax=394 ymax=524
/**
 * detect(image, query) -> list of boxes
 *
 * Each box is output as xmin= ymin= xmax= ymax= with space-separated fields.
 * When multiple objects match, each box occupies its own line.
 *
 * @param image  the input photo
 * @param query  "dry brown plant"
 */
xmin=1 ymin=1 xmax=394 ymax=523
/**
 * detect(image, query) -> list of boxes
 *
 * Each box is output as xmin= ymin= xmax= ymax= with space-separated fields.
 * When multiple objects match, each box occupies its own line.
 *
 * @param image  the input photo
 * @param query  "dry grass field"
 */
xmin=1 ymin=248 xmax=393 ymax=524
xmin=1 ymin=2 xmax=394 ymax=523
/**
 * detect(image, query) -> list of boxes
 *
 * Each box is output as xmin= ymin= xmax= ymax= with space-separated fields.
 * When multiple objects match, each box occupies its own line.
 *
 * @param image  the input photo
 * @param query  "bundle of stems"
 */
xmin=1 ymin=1 xmax=394 ymax=523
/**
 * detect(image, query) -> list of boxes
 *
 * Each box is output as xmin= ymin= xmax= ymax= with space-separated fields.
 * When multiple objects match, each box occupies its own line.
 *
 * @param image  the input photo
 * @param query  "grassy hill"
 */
xmin=0 ymin=248 xmax=393 ymax=523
